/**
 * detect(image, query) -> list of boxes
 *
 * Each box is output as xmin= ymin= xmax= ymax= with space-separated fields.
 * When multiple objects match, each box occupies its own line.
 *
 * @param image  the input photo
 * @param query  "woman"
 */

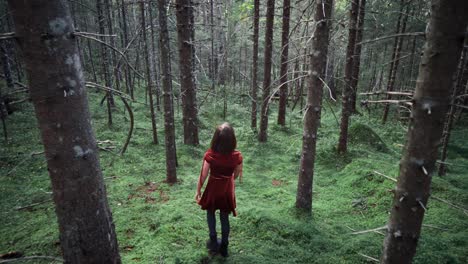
xmin=195 ymin=123 xmax=243 ymax=257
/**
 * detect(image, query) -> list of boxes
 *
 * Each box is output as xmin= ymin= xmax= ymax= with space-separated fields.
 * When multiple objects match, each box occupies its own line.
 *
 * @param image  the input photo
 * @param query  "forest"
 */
xmin=0 ymin=0 xmax=467 ymax=263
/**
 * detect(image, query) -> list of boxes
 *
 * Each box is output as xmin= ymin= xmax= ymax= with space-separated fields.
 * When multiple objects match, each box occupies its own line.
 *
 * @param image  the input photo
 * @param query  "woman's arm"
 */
xmin=195 ymin=160 xmax=210 ymax=201
xmin=233 ymin=163 xmax=243 ymax=183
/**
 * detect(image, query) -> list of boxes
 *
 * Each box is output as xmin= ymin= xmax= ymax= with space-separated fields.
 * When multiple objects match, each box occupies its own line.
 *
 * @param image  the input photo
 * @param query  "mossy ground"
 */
xmin=1 ymin=88 xmax=467 ymax=263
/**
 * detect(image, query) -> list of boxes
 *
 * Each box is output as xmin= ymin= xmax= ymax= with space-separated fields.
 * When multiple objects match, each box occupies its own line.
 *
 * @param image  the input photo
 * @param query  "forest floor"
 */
xmin=1 ymin=89 xmax=467 ymax=263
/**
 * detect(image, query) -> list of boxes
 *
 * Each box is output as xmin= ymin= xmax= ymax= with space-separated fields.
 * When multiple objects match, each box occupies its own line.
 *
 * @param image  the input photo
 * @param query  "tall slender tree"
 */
xmin=157 ymin=0 xmax=177 ymax=183
xmin=250 ymin=0 xmax=260 ymax=130
xmin=277 ymin=0 xmax=291 ymax=126
xmin=296 ymin=0 xmax=334 ymax=212
xmin=382 ymin=0 xmax=410 ymax=123
xmin=176 ymin=0 xmax=200 ymax=145
xmin=6 ymin=0 xmax=121 ymax=262
xmin=337 ymin=0 xmax=359 ymax=153
xmin=381 ymin=1 xmax=468 ymax=262
xmin=349 ymin=0 xmax=367 ymax=113
xmin=140 ymin=1 xmax=159 ymax=145
xmin=96 ymin=0 xmax=113 ymax=126
xmin=258 ymin=0 xmax=275 ymax=142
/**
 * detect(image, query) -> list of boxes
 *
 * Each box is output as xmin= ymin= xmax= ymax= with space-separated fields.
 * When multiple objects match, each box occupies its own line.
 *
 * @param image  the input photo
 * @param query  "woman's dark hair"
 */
xmin=210 ymin=123 xmax=237 ymax=154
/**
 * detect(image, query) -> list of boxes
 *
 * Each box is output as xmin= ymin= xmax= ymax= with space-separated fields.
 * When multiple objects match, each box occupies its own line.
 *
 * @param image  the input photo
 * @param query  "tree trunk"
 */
xmin=382 ymin=1 xmax=409 ymax=123
xmin=258 ymin=0 xmax=275 ymax=142
xmin=438 ymin=34 xmax=468 ymax=176
xmin=140 ymin=2 xmax=159 ymax=145
xmin=250 ymin=0 xmax=260 ymax=130
xmin=96 ymin=0 xmax=113 ymax=126
xmin=7 ymin=0 xmax=122 ymax=262
xmin=296 ymin=0 xmax=334 ymax=213
xmin=120 ymin=0 xmax=133 ymax=99
xmin=148 ymin=2 xmax=161 ymax=112
xmin=337 ymin=0 xmax=359 ymax=153
xmin=277 ymin=0 xmax=291 ymax=126
xmin=176 ymin=0 xmax=200 ymax=145
xmin=157 ymin=0 xmax=177 ymax=183
xmin=349 ymin=0 xmax=367 ymax=113
xmin=381 ymin=1 xmax=468 ymax=263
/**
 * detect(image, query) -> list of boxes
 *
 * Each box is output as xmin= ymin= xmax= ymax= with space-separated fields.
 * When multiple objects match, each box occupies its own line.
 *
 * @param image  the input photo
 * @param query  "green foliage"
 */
xmin=1 ymin=91 xmax=467 ymax=263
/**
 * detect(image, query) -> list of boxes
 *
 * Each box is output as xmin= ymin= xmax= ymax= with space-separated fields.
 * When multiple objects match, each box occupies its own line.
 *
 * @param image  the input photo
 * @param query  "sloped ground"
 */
xmin=1 ymin=92 xmax=467 ymax=263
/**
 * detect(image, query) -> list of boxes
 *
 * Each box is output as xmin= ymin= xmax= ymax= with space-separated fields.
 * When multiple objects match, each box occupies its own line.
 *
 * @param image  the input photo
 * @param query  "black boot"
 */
xmin=219 ymin=242 xmax=228 ymax=257
xmin=206 ymin=235 xmax=219 ymax=254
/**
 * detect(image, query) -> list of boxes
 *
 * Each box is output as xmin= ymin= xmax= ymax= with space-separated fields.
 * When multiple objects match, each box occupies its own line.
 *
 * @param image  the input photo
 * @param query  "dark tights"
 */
xmin=207 ymin=210 xmax=230 ymax=244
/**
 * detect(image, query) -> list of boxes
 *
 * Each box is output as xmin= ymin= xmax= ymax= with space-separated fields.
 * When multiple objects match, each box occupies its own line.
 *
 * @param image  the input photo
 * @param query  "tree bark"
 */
xmin=120 ymin=0 xmax=133 ymax=99
xmin=7 ymin=0 xmax=122 ymax=262
xmin=381 ymin=1 xmax=468 ymax=263
xmin=349 ymin=0 xmax=367 ymax=113
xmin=296 ymin=0 xmax=334 ymax=213
xmin=337 ymin=0 xmax=359 ymax=153
xmin=277 ymin=0 xmax=291 ymax=126
xmin=258 ymin=0 xmax=275 ymax=142
xmin=140 ymin=2 xmax=159 ymax=145
xmin=250 ymin=0 xmax=260 ymax=130
xmin=157 ymin=0 xmax=177 ymax=183
xmin=176 ymin=0 xmax=200 ymax=145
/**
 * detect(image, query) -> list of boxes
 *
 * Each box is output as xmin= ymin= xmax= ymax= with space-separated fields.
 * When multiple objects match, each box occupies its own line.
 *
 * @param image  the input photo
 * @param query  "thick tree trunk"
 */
xmin=250 ymin=0 xmax=260 ymax=130
xmin=296 ymin=0 xmax=334 ymax=213
xmin=258 ymin=0 xmax=275 ymax=142
xmin=349 ymin=0 xmax=367 ymax=113
xmin=337 ymin=0 xmax=359 ymax=153
xmin=176 ymin=0 xmax=200 ymax=145
xmin=157 ymin=0 xmax=177 ymax=183
xmin=277 ymin=0 xmax=291 ymax=126
xmin=7 ymin=0 xmax=121 ymax=262
xmin=381 ymin=1 xmax=468 ymax=263
xmin=382 ymin=1 xmax=409 ymax=123
xmin=140 ymin=2 xmax=159 ymax=145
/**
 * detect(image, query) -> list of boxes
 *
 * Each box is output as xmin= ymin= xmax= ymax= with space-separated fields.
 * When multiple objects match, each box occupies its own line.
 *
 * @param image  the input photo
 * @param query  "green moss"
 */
xmin=1 ymin=90 xmax=467 ymax=263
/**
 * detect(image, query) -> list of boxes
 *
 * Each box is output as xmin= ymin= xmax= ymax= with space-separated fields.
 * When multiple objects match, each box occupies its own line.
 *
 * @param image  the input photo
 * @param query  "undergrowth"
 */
xmin=1 ymin=87 xmax=467 ymax=263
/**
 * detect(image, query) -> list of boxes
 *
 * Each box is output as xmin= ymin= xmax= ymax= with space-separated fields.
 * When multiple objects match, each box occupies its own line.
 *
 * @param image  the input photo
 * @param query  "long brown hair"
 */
xmin=210 ymin=123 xmax=237 ymax=154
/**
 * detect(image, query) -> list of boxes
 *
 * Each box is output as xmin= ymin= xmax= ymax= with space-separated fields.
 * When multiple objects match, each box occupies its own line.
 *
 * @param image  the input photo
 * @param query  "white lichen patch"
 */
xmin=65 ymin=56 xmax=73 ymax=65
xmin=49 ymin=18 xmax=67 ymax=35
xmin=73 ymin=145 xmax=93 ymax=158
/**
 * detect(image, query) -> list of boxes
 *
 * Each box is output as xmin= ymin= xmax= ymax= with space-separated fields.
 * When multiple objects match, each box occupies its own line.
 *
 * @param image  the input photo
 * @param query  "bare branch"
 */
xmin=358 ymin=32 xmax=425 ymax=45
xmin=74 ymin=33 xmax=144 ymax=79
xmin=0 ymin=32 xmax=15 ymax=40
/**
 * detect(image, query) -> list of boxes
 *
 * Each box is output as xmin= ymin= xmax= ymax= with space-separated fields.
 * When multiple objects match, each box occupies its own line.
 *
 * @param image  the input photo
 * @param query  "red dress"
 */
xmin=198 ymin=149 xmax=243 ymax=216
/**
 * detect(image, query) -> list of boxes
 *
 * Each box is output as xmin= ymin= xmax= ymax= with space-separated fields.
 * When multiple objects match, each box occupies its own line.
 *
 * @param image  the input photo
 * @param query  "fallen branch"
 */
xmin=0 ymin=32 xmax=15 ymax=40
xmin=74 ymin=31 xmax=116 ymax=38
xmin=0 ymin=256 xmax=63 ymax=263
xmin=431 ymin=196 xmax=468 ymax=216
xmin=361 ymin=99 xmax=412 ymax=106
xmin=15 ymin=198 xmax=52 ymax=211
xmin=360 ymin=91 xmax=413 ymax=96
xmin=350 ymin=225 xmax=388 ymax=235
xmin=358 ymin=253 xmax=379 ymax=263
xmin=374 ymin=171 xmax=468 ymax=216
xmin=453 ymin=104 xmax=468 ymax=110
xmin=373 ymin=171 xmax=397 ymax=182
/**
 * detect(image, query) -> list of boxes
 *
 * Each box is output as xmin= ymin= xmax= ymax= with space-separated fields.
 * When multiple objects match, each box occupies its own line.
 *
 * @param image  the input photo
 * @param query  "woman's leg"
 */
xmin=219 ymin=211 xmax=230 ymax=257
xmin=206 ymin=210 xmax=217 ymax=237
xmin=219 ymin=211 xmax=230 ymax=244
xmin=206 ymin=210 xmax=218 ymax=252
